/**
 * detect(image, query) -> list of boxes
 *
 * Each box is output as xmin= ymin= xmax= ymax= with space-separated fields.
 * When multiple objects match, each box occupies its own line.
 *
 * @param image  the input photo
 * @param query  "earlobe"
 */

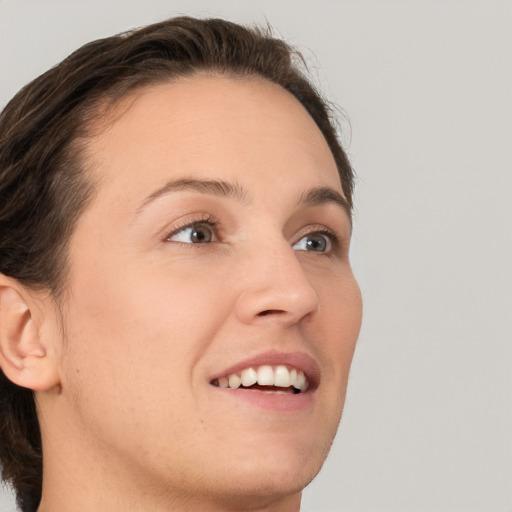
xmin=0 ymin=276 xmax=60 ymax=391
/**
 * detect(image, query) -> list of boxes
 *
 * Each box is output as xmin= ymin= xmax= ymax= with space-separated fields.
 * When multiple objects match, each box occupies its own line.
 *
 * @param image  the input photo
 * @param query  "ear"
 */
xmin=0 ymin=275 xmax=60 ymax=391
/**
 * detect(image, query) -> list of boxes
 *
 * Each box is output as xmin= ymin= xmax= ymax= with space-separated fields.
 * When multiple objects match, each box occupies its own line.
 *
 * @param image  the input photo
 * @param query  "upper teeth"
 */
xmin=216 ymin=365 xmax=308 ymax=391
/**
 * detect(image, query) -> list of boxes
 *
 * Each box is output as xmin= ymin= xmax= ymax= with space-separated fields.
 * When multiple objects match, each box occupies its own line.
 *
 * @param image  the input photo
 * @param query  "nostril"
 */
xmin=235 ymin=282 xmax=319 ymax=325
xmin=258 ymin=309 xmax=284 ymax=317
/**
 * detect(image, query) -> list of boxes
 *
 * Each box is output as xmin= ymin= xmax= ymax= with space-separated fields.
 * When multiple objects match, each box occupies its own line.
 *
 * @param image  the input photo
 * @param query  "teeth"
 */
xmin=215 ymin=365 xmax=309 ymax=392
xmin=228 ymin=374 xmax=242 ymax=389
xmin=294 ymin=370 xmax=306 ymax=391
xmin=241 ymin=368 xmax=257 ymax=387
xmin=257 ymin=365 xmax=274 ymax=386
xmin=274 ymin=365 xmax=291 ymax=387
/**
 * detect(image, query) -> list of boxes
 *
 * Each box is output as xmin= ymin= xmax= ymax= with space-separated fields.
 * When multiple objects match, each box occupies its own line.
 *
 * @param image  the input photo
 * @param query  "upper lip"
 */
xmin=210 ymin=349 xmax=321 ymax=390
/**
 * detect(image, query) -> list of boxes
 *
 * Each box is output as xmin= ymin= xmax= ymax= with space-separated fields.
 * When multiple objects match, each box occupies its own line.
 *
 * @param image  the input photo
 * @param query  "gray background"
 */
xmin=1 ymin=1 xmax=511 ymax=511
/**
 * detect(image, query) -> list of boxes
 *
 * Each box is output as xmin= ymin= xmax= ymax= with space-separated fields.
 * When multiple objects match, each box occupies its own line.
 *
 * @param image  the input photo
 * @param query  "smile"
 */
xmin=211 ymin=365 xmax=309 ymax=393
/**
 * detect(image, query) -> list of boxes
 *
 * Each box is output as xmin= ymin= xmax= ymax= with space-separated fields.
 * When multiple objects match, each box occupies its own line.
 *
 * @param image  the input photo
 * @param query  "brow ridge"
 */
xmin=137 ymin=177 xmax=248 ymax=213
xmin=137 ymin=178 xmax=352 ymax=225
xmin=299 ymin=186 xmax=352 ymax=221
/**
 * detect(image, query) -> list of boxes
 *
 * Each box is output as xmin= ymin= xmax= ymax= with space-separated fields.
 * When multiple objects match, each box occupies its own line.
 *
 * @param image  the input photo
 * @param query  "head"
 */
xmin=0 ymin=17 xmax=361 ymax=512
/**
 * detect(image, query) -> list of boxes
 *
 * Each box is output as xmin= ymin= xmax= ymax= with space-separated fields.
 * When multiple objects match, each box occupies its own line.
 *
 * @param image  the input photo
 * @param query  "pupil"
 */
xmin=191 ymin=225 xmax=212 ymax=243
xmin=307 ymin=235 xmax=326 ymax=252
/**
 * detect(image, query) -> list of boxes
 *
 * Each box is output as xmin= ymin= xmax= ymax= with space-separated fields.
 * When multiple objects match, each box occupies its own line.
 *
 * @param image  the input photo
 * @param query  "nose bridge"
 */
xmin=234 ymin=232 xmax=319 ymax=325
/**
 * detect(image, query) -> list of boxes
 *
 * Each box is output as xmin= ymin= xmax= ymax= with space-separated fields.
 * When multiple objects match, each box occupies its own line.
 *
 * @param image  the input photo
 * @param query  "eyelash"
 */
xmin=164 ymin=214 xmax=220 ymax=243
xmin=164 ymin=215 xmax=342 ymax=254
xmin=293 ymin=226 xmax=341 ymax=255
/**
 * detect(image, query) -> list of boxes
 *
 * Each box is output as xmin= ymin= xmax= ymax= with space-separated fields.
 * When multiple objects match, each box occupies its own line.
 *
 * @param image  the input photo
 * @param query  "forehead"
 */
xmin=82 ymin=74 xmax=342 ymax=209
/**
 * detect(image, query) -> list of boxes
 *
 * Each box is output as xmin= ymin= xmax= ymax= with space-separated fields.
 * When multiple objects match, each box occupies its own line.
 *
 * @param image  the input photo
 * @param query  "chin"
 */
xmin=197 ymin=407 xmax=340 ymax=502
xmin=200 ymin=436 xmax=330 ymax=504
xmin=198 ymin=469 xmax=311 ymax=511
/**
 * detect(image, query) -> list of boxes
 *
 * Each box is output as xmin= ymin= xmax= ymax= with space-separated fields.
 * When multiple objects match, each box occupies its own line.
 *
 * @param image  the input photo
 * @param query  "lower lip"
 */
xmin=210 ymin=386 xmax=315 ymax=412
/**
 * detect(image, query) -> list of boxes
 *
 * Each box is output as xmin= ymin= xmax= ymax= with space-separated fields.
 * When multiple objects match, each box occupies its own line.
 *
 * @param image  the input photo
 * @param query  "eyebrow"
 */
xmin=136 ymin=177 xmax=248 ymax=213
xmin=299 ymin=187 xmax=352 ymax=221
xmin=136 ymin=177 xmax=352 ymax=221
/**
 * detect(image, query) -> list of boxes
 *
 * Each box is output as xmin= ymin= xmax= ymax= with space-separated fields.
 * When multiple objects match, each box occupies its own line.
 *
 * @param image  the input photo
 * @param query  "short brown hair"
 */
xmin=0 ymin=16 xmax=354 ymax=511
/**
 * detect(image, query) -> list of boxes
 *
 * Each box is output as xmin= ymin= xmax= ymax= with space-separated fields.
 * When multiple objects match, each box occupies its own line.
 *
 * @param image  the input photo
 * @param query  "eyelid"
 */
xmin=161 ymin=214 xmax=347 ymax=256
xmin=163 ymin=214 xmax=220 ymax=242
xmin=291 ymin=225 xmax=343 ymax=254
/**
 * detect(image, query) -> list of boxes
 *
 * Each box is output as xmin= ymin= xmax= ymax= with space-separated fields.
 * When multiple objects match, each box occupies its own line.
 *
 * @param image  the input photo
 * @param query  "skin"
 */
xmin=6 ymin=75 xmax=362 ymax=511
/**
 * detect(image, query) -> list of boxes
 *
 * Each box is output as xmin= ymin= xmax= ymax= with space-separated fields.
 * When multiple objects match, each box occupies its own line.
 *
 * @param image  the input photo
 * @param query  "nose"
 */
xmin=234 ymin=238 xmax=320 ymax=327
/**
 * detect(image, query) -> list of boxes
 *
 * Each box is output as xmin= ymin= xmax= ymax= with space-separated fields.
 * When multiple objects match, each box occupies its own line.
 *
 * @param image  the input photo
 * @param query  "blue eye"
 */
xmin=292 ymin=233 xmax=332 ymax=253
xmin=168 ymin=222 xmax=215 ymax=243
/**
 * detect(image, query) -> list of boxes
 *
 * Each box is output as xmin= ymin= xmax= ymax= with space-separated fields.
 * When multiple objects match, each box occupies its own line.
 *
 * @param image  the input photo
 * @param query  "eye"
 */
xmin=292 ymin=232 xmax=332 ymax=253
xmin=167 ymin=222 xmax=216 ymax=244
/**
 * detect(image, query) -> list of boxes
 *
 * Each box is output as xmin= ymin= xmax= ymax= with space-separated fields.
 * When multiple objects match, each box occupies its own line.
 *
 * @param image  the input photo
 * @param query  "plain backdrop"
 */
xmin=0 ymin=1 xmax=511 ymax=511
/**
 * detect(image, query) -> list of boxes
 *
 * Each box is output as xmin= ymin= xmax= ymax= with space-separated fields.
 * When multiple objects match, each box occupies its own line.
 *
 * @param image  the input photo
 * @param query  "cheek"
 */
xmin=58 ymin=263 xmax=233 ymax=458
xmin=320 ymin=271 xmax=362 ymax=382
xmin=61 ymin=259 xmax=231 ymax=390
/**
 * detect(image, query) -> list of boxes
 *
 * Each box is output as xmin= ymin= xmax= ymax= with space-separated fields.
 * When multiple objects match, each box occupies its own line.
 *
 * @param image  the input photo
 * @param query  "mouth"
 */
xmin=208 ymin=350 xmax=319 ymax=412
xmin=211 ymin=365 xmax=309 ymax=394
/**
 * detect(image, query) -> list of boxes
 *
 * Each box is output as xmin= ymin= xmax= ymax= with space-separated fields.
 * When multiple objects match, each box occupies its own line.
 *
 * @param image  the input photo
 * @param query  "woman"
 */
xmin=0 ymin=16 xmax=362 ymax=512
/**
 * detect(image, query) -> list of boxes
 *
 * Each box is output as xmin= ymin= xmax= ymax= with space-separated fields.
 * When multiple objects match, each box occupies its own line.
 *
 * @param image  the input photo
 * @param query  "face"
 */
xmin=47 ymin=75 xmax=362 ymax=509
